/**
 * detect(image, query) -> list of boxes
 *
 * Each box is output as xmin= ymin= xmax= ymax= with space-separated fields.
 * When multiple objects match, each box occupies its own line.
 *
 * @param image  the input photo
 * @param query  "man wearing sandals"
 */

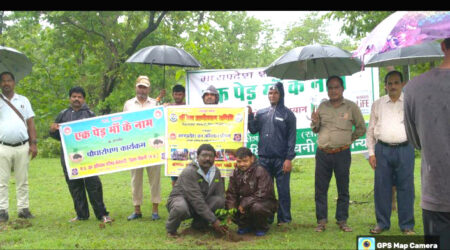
xmin=311 ymin=76 xmax=366 ymax=232
xmin=367 ymin=71 xmax=415 ymax=235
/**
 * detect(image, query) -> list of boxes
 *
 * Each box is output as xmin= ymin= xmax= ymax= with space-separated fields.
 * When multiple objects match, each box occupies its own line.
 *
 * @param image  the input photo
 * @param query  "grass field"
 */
xmin=0 ymin=154 xmax=423 ymax=249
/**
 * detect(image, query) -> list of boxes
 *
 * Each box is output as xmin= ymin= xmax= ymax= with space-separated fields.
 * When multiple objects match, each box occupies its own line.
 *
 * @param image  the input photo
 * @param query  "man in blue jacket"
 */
xmin=248 ymin=81 xmax=297 ymax=226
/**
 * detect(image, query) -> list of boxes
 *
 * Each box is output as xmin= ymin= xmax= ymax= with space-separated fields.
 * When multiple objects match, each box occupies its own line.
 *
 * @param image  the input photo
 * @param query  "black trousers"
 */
xmin=61 ymin=158 xmax=108 ymax=220
xmin=423 ymin=209 xmax=450 ymax=250
xmin=232 ymin=200 xmax=275 ymax=231
xmin=315 ymin=148 xmax=351 ymax=223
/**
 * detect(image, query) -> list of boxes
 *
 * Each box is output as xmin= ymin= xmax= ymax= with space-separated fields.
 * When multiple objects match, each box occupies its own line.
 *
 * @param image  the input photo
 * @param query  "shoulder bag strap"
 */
xmin=0 ymin=94 xmax=26 ymax=125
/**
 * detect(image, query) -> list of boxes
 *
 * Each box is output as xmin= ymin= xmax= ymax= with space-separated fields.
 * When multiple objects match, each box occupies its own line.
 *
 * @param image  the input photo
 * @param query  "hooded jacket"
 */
xmin=248 ymin=82 xmax=297 ymax=160
xmin=225 ymin=161 xmax=277 ymax=212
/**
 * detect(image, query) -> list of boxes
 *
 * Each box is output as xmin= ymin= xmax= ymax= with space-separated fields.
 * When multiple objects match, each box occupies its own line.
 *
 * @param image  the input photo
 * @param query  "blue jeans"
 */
xmin=374 ymin=142 xmax=415 ymax=230
xmin=258 ymin=157 xmax=291 ymax=224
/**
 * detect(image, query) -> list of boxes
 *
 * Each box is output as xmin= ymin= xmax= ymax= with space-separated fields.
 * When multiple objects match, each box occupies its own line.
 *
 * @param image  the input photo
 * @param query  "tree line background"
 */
xmin=0 ymin=11 xmax=436 ymax=157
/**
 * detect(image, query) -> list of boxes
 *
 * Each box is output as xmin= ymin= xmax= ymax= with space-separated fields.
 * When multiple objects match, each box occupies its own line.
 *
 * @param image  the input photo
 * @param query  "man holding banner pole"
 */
xmin=49 ymin=86 xmax=113 ymax=223
xmin=248 ymin=81 xmax=297 ymax=226
xmin=123 ymin=75 xmax=164 ymax=221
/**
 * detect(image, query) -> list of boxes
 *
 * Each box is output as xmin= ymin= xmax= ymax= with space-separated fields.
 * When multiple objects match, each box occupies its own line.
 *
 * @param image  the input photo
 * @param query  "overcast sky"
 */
xmin=246 ymin=11 xmax=347 ymax=45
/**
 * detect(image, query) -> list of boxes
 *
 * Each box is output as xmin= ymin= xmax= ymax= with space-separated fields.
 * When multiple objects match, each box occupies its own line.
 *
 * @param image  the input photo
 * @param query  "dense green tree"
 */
xmin=0 ymin=11 xmax=277 ymax=157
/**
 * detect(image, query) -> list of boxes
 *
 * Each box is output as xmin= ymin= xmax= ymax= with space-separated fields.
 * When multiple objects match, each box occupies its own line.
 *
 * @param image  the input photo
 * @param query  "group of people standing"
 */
xmin=0 ymin=39 xmax=449 ymax=246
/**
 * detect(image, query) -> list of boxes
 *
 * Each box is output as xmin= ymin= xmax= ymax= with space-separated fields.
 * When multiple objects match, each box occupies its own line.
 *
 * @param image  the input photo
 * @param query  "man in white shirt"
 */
xmin=124 ymin=75 xmax=164 ymax=221
xmin=367 ymin=71 xmax=415 ymax=235
xmin=0 ymin=71 xmax=37 ymax=222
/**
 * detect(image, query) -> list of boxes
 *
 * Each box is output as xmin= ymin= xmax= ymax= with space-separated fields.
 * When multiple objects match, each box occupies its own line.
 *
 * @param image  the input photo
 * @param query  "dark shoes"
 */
xmin=18 ymin=208 xmax=34 ymax=219
xmin=237 ymin=227 xmax=252 ymax=235
xmin=127 ymin=212 xmax=142 ymax=221
xmin=0 ymin=210 xmax=9 ymax=222
xmin=255 ymin=230 xmax=267 ymax=236
xmin=151 ymin=213 xmax=161 ymax=221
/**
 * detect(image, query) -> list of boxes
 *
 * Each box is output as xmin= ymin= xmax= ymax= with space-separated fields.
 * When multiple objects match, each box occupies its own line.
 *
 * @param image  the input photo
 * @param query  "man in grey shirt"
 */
xmin=404 ymin=38 xmax=450 ymax=247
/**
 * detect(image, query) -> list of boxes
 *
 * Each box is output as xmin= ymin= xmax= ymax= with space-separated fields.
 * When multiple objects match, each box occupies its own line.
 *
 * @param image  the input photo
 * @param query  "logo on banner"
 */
xmin=169 ymin=113 xmax=178 ymax=122
xmin=63 ymin=126 xmax=72 ymax=136
xmin=154 ymin=109 xmax=163 ymax=119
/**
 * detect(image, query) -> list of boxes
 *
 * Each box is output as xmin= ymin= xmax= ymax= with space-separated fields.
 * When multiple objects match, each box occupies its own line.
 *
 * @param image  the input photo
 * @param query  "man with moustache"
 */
xmin=311 ymin=76 xmax=366 ymax=232
xmin=124 ymin=75 xmax=165 ymax=221
xmin=367 ymin=71 xmax=415 ymax=235
xmin=202 ymin=85 xmax=220 ymax=105
xmin=166 ymin=144 xmax=226 ymax=237
xmin=225 ymin=147 xmax=277 ymax=236
xmin=0 ymin=71 xmax=37 ymax=222
xmin=49 ymin=86 xmax=113 ymax=223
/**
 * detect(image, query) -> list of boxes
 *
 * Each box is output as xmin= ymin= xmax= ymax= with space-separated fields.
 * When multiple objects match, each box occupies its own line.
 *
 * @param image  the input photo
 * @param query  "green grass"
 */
xmin=0 ymin=155 xmax=423 ymax=249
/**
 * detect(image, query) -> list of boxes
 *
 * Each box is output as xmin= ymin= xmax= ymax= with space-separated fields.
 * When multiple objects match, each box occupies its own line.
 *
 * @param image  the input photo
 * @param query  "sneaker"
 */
xmin=127 ymin=212 xmax=142 ymax=221
xmin=151 ymin=213 xmax=161 ymax=221
xmin=18 ymin=208 xmax=34 ymax=219
xmin=255 ymin=230 xmax=267 ymax=236
xmin=0 ymin=210 xmax=9 ymax=222
xmin=237 ymin=227 xmax=252 ymax=235
xmin=102 ymin=215 xmax=113 ymax=224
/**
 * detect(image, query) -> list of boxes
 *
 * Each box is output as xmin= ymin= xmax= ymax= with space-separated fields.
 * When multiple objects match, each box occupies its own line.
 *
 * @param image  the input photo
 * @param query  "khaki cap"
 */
xmin=136 ymin=76 xmax=151 ymax=87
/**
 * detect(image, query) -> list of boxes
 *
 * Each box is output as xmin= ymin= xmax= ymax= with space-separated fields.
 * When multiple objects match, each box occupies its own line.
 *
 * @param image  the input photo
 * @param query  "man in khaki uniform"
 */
xmin=311 ymin=76 xmax=366 ymax=232
xmin=124 ymin=76 xmax=165 ymax=221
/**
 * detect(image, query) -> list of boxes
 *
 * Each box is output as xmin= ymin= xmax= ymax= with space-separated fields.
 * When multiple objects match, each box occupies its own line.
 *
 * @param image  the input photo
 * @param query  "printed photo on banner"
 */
xmin=59 ymin=106 xmax=166 ymax=179
xmin=165 ymin=106 xmax=247 ymax=177
xmin=186 ymin=68 xmax=379 ymax=158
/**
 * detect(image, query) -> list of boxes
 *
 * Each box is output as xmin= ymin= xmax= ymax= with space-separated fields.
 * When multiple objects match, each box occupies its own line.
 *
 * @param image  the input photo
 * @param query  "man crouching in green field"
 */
xmin=166 ymin=144 xmax=227 ymax=237
xmin=225 ymin=147 xmax=278 ymax=236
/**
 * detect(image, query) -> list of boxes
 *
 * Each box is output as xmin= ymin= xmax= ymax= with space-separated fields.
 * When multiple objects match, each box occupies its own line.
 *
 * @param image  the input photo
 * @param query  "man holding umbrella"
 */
xmin=0 ymin=71 xmax=37 ymax=222
xmin=311 ymin=76 xmax=366 ymax=232
xmin=124 ymin=75 xmax=165 ymax=221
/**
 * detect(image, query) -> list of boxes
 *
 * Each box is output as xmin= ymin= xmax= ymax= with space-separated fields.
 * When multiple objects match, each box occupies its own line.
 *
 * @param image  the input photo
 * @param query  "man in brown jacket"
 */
xmin=226 ymin=147 xmax=278 ymax=236
xmin=166 ymin=144 xmax=227 ymax=237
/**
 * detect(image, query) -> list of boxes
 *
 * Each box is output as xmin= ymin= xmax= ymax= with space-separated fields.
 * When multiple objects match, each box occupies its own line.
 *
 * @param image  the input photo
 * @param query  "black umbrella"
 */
xmin=264 ymin=44 xmax=362 ymax=80
xmin=365 ymin=41 xmax=444 ymax=81
xmin=126 ymin=45 xmax=201 ymax=88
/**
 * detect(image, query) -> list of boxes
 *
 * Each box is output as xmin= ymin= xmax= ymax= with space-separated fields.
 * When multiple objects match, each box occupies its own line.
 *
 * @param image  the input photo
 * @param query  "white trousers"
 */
xmin=130 ymin=165 xmax=161 ymax=206
xmin=0 ymin=143 xmax=30 ymax=212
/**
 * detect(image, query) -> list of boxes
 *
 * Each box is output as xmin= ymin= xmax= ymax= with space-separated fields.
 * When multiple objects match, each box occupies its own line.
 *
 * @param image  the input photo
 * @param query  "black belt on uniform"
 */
xmin=0 ymin=140 xmax=28 ymax=147
xmin=378 ymin=140 xmax=409 ymax=147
